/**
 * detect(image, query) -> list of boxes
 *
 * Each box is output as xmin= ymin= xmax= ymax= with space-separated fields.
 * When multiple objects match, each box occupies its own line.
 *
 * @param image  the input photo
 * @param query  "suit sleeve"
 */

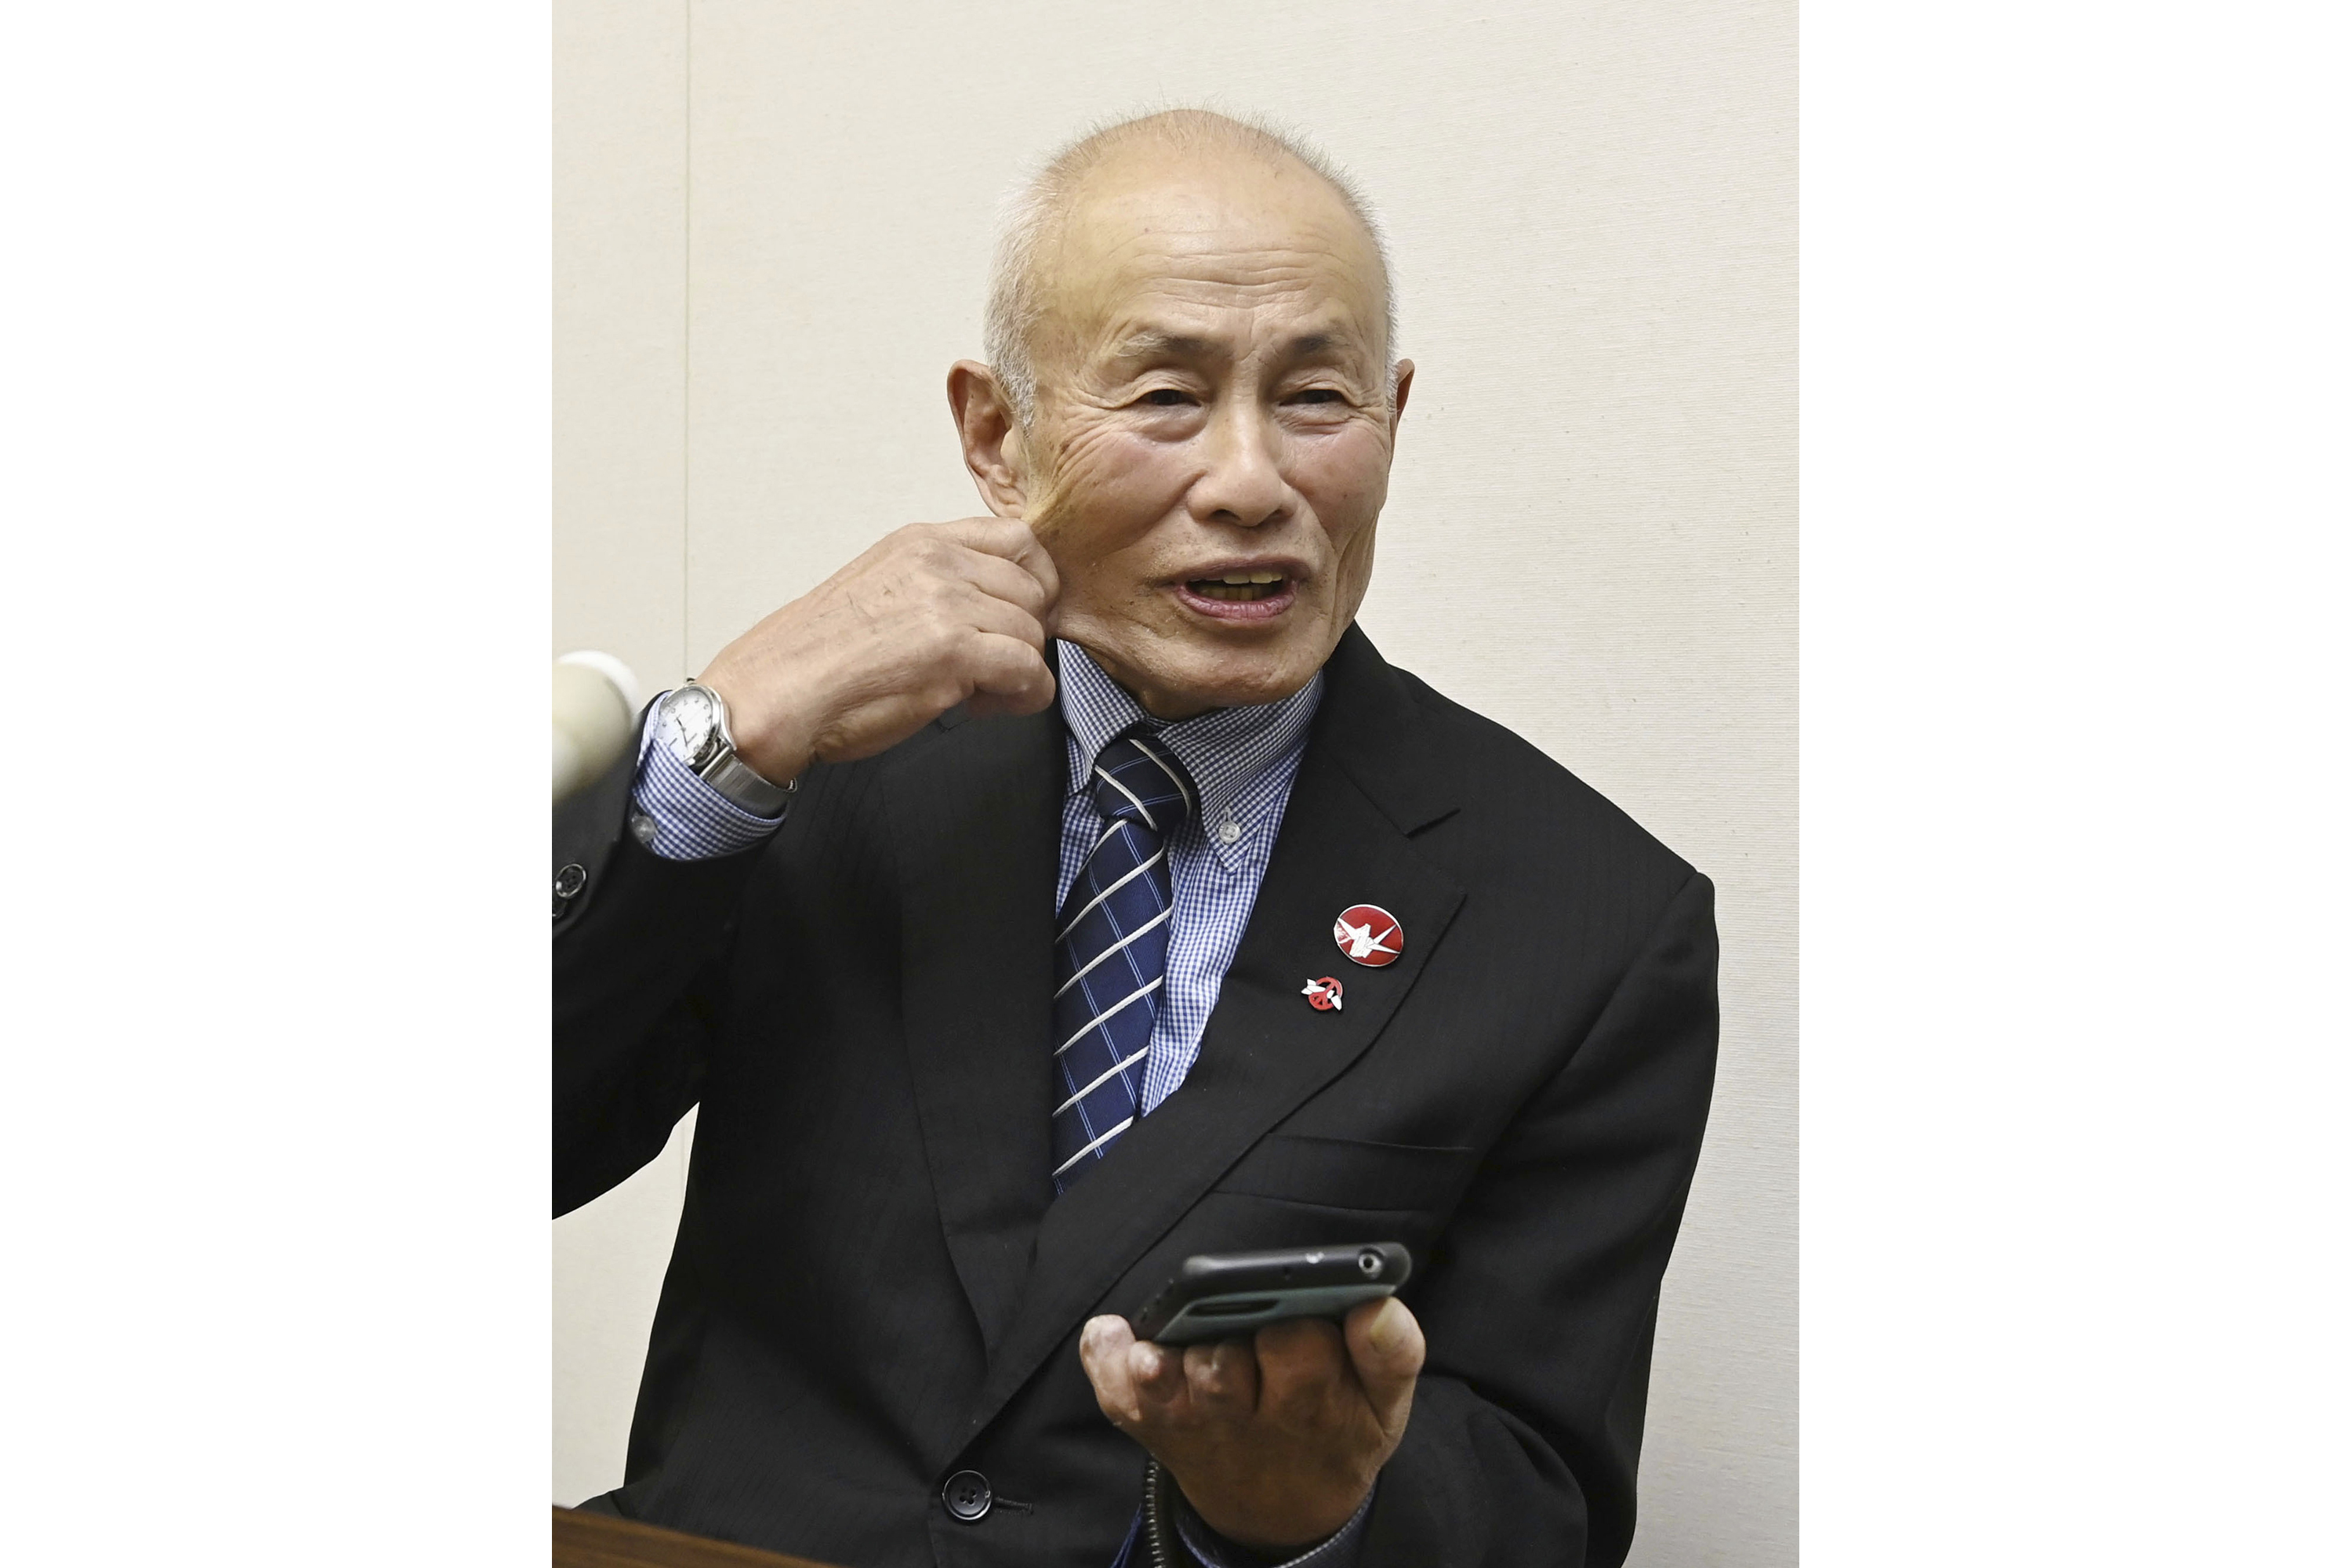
xmin=1360 ymin=870 xmax=1719 ymax=1567
xmin=1174 ymin=1479 xmax=1374 ymax=1566
xmin=551 ymin=723 xmax=771 ymax=1217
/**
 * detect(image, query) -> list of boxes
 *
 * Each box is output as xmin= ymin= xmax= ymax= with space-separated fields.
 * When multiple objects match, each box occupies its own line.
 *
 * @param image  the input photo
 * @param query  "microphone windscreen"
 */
xmin=554 ymin=652 xmax=641 ymax=803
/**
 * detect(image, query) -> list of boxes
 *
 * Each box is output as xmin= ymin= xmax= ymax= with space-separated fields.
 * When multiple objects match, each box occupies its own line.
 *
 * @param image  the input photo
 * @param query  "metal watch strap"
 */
xmin=699 ymin=746 xmax=796 ymax=817
xmin=672 ymin=681 xmax=797 ymax=817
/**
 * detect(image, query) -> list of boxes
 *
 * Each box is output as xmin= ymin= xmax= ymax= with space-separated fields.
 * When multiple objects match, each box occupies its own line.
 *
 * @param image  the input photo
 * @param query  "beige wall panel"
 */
xmin=554 ymin=0 xmax=690 ymax=691
xmin=552 ymin=0 xmax=693 ymax=1510
xmin=555 ymin=1112 xmax=695 ymax=1507
xmin=558 ymin=0 xmax=1793 ymax=1551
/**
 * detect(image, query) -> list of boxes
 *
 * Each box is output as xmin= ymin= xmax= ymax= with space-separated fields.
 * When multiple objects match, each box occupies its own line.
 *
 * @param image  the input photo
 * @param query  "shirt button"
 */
xmin=629 ymin=811 xmax=657 ymax=847
xmin=1218 ymin=818 xmax=1241 ymax=845
xmin=942 ymin=1469 xmax=993 ymax=1523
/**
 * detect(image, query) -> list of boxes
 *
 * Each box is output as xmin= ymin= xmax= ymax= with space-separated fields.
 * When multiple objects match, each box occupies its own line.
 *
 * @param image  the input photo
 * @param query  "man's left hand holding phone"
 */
xmin=1079 ymin=1294 xmax=1425 ymax=1557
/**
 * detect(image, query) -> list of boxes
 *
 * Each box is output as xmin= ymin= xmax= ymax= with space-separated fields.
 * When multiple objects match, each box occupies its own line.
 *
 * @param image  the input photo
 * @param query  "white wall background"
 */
xmin=554 ymin=3 xmax=1795 ymax=1561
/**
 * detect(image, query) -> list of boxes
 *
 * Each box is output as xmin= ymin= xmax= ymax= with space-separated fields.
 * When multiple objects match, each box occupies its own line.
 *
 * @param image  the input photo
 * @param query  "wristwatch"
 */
xmin=653 ymin=681 xmax=797 ymax=816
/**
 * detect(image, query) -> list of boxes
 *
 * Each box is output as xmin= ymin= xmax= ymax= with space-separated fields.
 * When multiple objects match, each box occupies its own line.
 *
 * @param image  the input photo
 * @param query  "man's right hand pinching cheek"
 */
xmin=695 ymin=518 xmax=1061 ymax=786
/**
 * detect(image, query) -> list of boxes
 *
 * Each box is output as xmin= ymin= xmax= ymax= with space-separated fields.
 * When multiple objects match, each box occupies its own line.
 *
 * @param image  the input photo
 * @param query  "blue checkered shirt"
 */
xmin=626 ymin=648 xmax=1371 ymax=1566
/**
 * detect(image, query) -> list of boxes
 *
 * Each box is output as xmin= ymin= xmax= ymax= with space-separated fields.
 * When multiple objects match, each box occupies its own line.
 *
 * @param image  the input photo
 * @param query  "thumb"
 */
xmin=1014 ymin=502 xmax=1069 ymax=640
xmin=1080 ymin=1314 xmax=1143 ymax=1424
xmin=1345 ymin=1298 xmax=1425 ymax=1434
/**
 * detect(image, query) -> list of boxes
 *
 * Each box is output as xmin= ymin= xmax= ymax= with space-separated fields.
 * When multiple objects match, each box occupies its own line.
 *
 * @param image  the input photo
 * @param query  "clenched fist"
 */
xmin=696 ymin=518 xmax=1060 ymax=786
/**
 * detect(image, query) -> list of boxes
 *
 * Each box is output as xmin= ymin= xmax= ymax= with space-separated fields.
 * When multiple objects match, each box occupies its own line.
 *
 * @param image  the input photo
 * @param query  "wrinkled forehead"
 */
xmin=1033 ymin=153 xmax=1389 ymax=368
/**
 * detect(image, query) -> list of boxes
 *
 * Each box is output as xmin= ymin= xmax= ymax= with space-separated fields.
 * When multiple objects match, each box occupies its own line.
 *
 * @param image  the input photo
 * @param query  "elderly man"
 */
xmin=554 ymin=110 xmax=1716 ymax=1567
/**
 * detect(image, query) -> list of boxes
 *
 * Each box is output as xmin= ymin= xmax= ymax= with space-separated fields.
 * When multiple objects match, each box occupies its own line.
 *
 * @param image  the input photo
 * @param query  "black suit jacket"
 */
xmin=554 ymin=626 xmax=1718 ymax=1568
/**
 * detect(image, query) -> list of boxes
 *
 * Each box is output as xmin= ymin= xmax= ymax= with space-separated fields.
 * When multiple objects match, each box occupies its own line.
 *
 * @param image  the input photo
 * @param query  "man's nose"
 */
xmin=1188 ymin=405 xmax=1294 ymax=528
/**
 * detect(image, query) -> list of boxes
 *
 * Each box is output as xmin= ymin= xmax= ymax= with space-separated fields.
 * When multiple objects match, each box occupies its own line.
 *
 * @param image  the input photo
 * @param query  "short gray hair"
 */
xmin=983 ymin=108 xmax=1399 ymax=426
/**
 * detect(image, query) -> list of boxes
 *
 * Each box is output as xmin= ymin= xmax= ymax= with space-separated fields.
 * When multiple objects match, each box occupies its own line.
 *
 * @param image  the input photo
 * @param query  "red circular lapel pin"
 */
xmin=1302 ymin=976 xmax=1345 ymax=1011
xmin=1333 ymin=904 xmax=1403 ymax=967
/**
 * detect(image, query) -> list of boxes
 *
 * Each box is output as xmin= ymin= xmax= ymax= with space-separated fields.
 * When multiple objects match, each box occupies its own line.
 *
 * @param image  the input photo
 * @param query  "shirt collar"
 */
xmin=1057 ymin=640 xmax=1323 ymax=832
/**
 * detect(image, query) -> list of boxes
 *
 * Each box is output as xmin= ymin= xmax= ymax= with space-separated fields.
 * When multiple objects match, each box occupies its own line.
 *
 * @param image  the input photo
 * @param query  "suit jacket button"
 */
xmin=553 ymin=862 xmax=588 ymax=919
xmin=942 ymin=1469 xmax=993 ymax=1523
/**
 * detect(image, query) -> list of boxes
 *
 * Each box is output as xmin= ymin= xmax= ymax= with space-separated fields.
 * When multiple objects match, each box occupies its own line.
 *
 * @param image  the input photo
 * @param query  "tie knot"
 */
xmin=1088 ymin=732 xmax=1194 ymax=836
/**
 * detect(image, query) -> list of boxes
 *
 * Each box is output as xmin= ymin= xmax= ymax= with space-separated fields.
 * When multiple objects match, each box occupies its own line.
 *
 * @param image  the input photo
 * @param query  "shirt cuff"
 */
xmin=627 ymin=699 xmax=789 ymax=860
xmin=1171 ymin=1483 xmax=1374 ymax=1568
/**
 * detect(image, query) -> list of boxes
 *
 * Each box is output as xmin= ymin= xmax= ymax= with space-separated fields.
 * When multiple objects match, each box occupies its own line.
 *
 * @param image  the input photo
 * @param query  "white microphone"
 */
xmin=554 ymin=651 xmax=642 ymax=804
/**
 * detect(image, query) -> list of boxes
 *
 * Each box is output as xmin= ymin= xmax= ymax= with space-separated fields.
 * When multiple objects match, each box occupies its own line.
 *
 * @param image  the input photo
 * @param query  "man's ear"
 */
xmin=1388 ymin=359 xmax=1416 ymax=436
xmin=948 ymin=360 xmax=1031 ymax=518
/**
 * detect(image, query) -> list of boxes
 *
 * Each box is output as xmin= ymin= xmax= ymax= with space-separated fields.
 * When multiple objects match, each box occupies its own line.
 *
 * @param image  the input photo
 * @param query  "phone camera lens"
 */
xmin=1357 ymin=1249 xmax=1383 ymax=1276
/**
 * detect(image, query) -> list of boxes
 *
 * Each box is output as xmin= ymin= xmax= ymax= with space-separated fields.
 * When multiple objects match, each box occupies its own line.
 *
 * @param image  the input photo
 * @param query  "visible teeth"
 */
xmin=1188 ymin=570 xmax=1290 ymax=604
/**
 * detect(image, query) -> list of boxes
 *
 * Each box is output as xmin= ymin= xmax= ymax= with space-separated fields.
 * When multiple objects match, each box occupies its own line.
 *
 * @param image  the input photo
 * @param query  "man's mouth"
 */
xmin=1176 ymin=571 xmax=1308 ymax=625
xmin=1185 ymin=571 xmax=1287 ymax=601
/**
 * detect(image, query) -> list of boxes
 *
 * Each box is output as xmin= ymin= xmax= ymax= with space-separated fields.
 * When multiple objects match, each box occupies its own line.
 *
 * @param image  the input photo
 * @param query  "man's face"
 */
xmin=1013 ymin=150 xmax=1410 ymax=719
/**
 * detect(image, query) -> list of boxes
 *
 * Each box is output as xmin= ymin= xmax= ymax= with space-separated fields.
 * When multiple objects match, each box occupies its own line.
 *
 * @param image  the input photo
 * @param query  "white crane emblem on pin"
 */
xmin=1332 ymin=904 xmax=1403 ymax=967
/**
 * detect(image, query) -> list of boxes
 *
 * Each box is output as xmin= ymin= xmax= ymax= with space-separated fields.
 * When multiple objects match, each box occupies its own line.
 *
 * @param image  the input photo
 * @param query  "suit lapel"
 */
xmin=964 ymin=627 xmax=1467 ymax=1435
xmin=888 ymin=706 xmax=1065 ymax=1359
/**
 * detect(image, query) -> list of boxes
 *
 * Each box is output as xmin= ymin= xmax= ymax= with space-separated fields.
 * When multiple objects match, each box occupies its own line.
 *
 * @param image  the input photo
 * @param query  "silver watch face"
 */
xmin=659 ymin=685 xmax=721 ymax=767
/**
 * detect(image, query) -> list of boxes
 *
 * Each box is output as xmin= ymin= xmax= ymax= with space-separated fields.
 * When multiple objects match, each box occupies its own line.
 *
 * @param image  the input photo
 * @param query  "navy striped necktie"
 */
xmin=1050 ymin=730 xmax=1196 ymax=1193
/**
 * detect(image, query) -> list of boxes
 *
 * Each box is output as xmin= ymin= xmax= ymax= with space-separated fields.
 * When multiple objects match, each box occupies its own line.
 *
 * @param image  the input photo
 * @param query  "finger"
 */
xmin=1343 ymin=1298 xmax=1426 ymax=1439
xmin=941 ymin=580 xmax=1048 ymax=656
xmin=975 ymin=518 xmax=1062 ymax=608
xmin=1129 ymin=1335 xmax=1190 ymax=1412
xmin=949 ymin=577 xmax=1049 ymax=652
xmin=957 ymin=631 xmax=1055 ymax=719
xmin=1254 ymin=1316 xmax=1350 ymax=1427
xmin=939 ymin=516 xmax=1059 ymax=593
xmin=1020 ymin=525 xmax=1060 ymax=606
xmin=1080 ymin=1316 xmax=1145 ymax=1425
xmin=953 ymin=546 xmax=1054 ymax=623
xmin=1182 ymin=1336 xmax=1261 ymax=1417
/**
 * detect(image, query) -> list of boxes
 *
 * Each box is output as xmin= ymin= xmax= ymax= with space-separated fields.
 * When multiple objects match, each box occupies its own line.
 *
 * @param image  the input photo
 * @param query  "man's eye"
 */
xmin=1288 ymin=389 xmax=1344 ymax=405
xmin=1140 ymin=389 xmax=1195 ymax=408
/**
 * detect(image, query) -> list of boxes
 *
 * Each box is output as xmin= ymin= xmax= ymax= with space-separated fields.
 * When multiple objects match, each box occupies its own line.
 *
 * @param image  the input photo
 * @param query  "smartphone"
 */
xmin=1128 ymin=1243 xmax=1412 ymax=1346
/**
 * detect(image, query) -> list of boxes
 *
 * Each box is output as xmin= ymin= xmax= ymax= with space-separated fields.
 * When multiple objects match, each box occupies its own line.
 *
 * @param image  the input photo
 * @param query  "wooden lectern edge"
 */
xmin=553 ymin=1504 xmax=847 ymax=1568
